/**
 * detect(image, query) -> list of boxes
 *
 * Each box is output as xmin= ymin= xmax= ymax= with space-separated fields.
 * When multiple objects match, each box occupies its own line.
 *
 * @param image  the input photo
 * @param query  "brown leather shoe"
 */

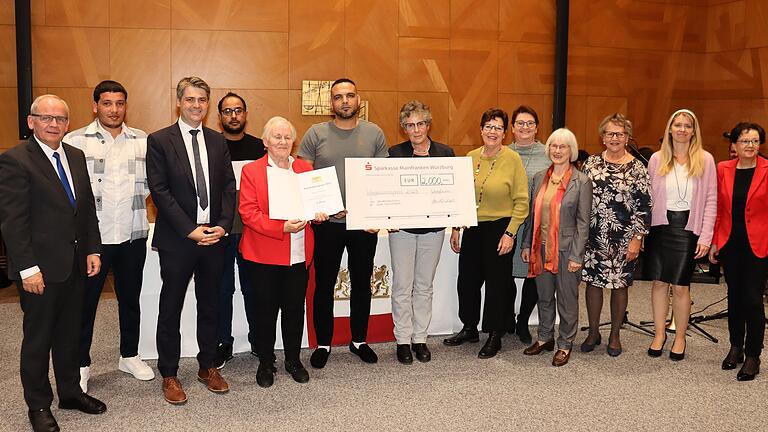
xmin=552 ymin=349 xmax=571 ymax=367
xmin=162 ymin=377 xmax=187 ymax=405
xmin=523 ymin=339 xmax=555 ymax=355
xmin=197 ymin=368 xmax=229 ymax=393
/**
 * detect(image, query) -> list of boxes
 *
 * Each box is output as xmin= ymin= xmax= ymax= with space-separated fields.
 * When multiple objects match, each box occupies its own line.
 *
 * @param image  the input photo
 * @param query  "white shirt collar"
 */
xmin=177 ymin=118 xmax=202 ymax=136
xmin=34 ymin=136 xmax=63 ymax=159
xmin=267 ymin=153 xmax=294 ymax=170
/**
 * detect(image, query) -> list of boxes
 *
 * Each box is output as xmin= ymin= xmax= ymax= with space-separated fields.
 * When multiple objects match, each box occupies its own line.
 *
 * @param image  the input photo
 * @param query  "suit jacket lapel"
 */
xmin=26 ymin=138 xmax=74 ymax=209
xmin=170 ymin=123 xmax=195 ymax=188
xmin=746 ymin=158 xmax=768 ymax=205
xmin=203 ymin=127 xmax=218 ymax=187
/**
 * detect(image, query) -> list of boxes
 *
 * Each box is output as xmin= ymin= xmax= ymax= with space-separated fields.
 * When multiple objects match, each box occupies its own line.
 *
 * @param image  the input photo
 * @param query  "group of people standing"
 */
xmin=441 ymin=107 xmax=766 ymax=382
xmin=0 ymin=74 xmax=765 ymax=432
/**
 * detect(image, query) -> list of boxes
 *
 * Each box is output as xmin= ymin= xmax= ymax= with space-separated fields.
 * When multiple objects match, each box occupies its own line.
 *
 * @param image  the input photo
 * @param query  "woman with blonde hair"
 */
xmin=646 ymin=109 xmax=717 ymax=361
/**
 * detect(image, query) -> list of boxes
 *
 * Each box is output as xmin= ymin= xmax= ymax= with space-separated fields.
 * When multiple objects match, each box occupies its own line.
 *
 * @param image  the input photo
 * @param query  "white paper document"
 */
xmin=344 ymin=157 xmax=478 ymax=230
xmin=267 ymin=166 xmax=344 ymax=220
xmin=231 ymin=160 xmax=253 ymax=189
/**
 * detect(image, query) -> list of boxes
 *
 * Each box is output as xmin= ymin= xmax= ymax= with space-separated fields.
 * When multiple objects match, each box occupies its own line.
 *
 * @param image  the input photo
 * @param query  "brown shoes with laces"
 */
xmin=197 ymin=367 xmax=230 ymax=393
xmin=162 ymin=377 xmax=187 ymax=405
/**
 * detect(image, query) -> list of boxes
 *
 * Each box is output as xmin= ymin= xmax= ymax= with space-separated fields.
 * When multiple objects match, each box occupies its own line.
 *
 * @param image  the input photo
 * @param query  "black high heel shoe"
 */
xmin=722 ymin=346 xmax=744 ymax=370
xmin=669 ymin=338 xmax=686 ymax=361
xmin=647 ymin=333 xmax=667 ymax=358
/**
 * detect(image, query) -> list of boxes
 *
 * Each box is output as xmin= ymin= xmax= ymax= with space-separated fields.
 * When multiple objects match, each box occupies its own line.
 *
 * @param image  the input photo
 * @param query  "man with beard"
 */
xmin=214 ymin=92 xmax=266 ymax=367
xmin=298 ymin=78 xmax=389 ymax=368
xmin=65 ymin=80 xmax=155 ymax=393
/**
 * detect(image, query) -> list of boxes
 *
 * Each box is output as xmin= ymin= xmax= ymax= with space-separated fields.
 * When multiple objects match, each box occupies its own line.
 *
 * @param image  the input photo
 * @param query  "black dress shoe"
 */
xmin=737 ymin=357 xmax=761 ymax=382
xmin=412 ymin=343 xmax=431 ymax=362
xmin=396 ymin=344 xmax=413 ymax=364
xmin=310 ymin=348 xmax=330 ymax=369
xmin=28 ymin=408 xmax=59 ymax=432
xmin=647 ymin=334 xmax=667 ymax=358
xmin=580 ymin=334 xmax=601 ymax=353
xmin=256 ymin=363 xmax=275 ymax=388
xmin=478 ymin=332 xmax=502 ymax=359
xmin=516 ymin=320 xmax=532 ymax=345
xmin=443 ymin=327 xmax=480 ymax=346
xmin=722 ymin=346 xmax=744 ymax=370
xmin=285 ymin=360 xmax=310 ymax=384
xmin=350 ymin=343 xmax=378 ymax=363
xmin=58 ymin=393 xmax=106 ymax=414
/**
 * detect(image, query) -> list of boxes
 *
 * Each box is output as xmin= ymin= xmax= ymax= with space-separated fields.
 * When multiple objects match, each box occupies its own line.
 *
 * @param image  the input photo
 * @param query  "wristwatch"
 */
xmin=504 ymin=230 xmax=516 ymax=238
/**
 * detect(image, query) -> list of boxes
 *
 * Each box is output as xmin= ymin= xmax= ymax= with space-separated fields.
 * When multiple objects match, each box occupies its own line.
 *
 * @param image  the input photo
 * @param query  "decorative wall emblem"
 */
xmin=333 ymin=265 xmax=390 ymax=300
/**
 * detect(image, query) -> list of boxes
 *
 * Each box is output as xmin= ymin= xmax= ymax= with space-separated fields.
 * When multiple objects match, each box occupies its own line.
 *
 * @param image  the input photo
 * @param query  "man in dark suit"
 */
xmin=146 ymin=77 xmax=236 ymax=404
xmin=0 ymin=94 xmax=106 ymax=432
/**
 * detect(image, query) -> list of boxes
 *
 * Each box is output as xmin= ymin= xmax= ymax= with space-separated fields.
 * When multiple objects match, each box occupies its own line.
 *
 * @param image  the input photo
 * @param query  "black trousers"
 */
xmin=509 ymin=277 xmax=537 ymax=329
xmin=80 ymin=238 xmax=147 ymax=366
xmin=18 ymin=258 xmax=84 ymax=410
xmin=248 ymin=261 xmax=308 ymax=363
xmin=720 ymin=244 xmax=768 ymax=357
xmin=312 ymin=222 xmax=377 ymax=346
xmin=457 ymin=218 xmax=513 ymax=333
xmin=156 ymin=240 xmax=226 ymax=377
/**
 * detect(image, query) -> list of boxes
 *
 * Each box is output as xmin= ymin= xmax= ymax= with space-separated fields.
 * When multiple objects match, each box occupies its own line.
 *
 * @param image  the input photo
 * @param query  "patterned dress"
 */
xmin=582 ymin=154 xmax=652 ymax=290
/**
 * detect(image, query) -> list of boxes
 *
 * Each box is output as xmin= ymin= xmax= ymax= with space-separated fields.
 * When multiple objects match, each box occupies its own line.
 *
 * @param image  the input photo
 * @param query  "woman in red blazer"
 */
xmin=709 ymin=122 xmax=768 ymax=382
xmin=239 ymin=116 xmax=328 ymax=388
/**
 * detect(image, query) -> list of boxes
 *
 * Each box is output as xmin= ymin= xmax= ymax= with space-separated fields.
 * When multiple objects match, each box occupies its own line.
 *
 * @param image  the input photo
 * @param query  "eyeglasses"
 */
xmin=482 ymin=124 xmax=504 ymax=132
xmin=403 ymin=121 xmax=429 ymax=131
xmin=737 ymin=139 xmax=760 ymax=146
xmin=220 ymin=108 xmax=244 ymax=116
xmin=514 ymin=120 xmax=536 ymax=128
xmin=604 ymin=132 xmax=627 ymax=139
xmin=30 ymin=114 xmax=68 ymax=124
xmin=549 ymin=144 xmax=570 ymax=151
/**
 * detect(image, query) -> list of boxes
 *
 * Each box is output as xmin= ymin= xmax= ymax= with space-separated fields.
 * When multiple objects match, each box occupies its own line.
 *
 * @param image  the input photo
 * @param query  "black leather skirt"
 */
xmin=645 ymin=210 xmax=699 ymax=286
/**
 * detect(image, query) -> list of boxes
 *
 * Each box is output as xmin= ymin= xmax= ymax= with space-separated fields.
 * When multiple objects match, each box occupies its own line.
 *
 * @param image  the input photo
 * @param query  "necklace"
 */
xmin=603 ymin=150 xmax=629 ymax=164
xmin=412 ymin=141 xmax=430 ymax=156
xmin=512 ymin=142 xmax=535 ymax=171
xmin=475 ymin=147 xmax=500 ymax=208
xmin=672 ymin=162 xmax=690 ymax=209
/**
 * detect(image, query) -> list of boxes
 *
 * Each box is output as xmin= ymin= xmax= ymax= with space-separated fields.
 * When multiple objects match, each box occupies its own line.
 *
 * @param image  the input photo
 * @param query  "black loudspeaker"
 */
xmin=16 ymin=0 xmax=33 ymax=140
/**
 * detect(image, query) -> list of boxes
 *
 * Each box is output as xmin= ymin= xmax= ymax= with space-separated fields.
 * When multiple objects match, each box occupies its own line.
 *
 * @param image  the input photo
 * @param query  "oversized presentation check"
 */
xmin=345 ymin=157 xmax=478 ymax=230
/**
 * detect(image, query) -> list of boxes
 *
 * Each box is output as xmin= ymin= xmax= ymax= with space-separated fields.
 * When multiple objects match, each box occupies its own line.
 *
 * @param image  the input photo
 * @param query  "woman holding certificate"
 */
xmin=388 ymin=101 xmax=455 ymax=365
xmin=444 ymin=108 xmax=529 ymax=359
xmin=239 ymin=116 xmax=328 ymax=388
xmin=646 ymin=109 xmax=716 ymax=361
xmin=520 ymin=128 xmax=592 ymax=367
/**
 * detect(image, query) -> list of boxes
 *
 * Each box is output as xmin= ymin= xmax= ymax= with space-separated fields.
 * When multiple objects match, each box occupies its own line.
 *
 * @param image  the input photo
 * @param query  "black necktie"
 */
xmin=189 ymin=130 xmax=208 ymax=210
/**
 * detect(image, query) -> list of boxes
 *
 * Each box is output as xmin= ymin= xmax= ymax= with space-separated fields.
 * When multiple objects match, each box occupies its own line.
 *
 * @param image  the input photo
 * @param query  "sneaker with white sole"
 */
xmin=79 ymin=366 xmax=90 ymax=393
xmin=118 ymin=356 xmax=155 ymax=381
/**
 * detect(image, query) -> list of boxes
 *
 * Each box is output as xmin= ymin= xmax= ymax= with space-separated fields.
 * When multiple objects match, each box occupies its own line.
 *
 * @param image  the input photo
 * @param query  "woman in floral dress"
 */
xmin=581 ymin=113 xmax=652 ymax=357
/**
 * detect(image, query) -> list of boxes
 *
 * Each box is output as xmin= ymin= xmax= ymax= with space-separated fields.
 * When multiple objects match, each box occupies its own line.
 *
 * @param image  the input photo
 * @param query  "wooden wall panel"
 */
xmin=110 ymin=29 xmax=172 ymax=134
xmin=499 ymin=0 xmax=555 ymax=43
xmin=450 ymin=0 xmax=498 ymax=41
xmin=171 ymin=30 xmax=288 ymax=89
xmin=0 ymin=87 xmax=19 ymax=151
xmin=44 ymin=0 xmax=109 ymax=27
xmin=288 ymin=0 xmax=345 ymax=89
xmin=171 ymin=0 xmax=289 ymax=32
xmin=32 ymin=26 xmax=111 ymax=87
xmin=1 ymin=0 xmax=765 ymax=162
xmin=449 ymin=38 xmax=498 ymax=153
xmin=110 ymin=0 xmax=170 ymax=29
xmin=398 ymin=37 xmax=449 ymax=93
xmin=48 ymin=87 xmax=96 ymax=133
xmin=345 ymin=0 xmax=398 ymax=91
xmin=398 ymin=0 xmax=449 ymax=39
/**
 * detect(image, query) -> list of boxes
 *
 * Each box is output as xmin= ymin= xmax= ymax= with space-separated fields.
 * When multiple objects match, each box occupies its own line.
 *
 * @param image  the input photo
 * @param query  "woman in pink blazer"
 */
xmin=239 ymin=116 xmax=328 ymax=388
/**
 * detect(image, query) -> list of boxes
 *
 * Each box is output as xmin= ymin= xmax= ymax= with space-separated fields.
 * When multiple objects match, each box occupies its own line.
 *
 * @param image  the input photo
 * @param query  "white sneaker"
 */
xmin=79 ymin=366 xmax=90 ymax=393
xmin=118 ymin=356 xmax=155 ymax=381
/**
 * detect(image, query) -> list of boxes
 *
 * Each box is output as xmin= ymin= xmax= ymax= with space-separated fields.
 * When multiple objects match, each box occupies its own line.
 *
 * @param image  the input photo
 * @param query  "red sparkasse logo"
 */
xmin=365 ymin=161 xmax=372 ymax=171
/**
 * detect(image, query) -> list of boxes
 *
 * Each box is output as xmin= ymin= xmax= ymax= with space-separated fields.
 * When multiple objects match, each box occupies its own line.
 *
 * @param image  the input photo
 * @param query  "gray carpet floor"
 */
xmin=0 ymin=280 xmax=765 ymax=431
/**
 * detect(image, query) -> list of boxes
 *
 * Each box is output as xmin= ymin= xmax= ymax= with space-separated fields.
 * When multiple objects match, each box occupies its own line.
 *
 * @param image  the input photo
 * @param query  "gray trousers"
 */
xmin=534 ymin=246 xmax=581 ymax=350
xmin=388 ymin=230 xmax=444 ymax=344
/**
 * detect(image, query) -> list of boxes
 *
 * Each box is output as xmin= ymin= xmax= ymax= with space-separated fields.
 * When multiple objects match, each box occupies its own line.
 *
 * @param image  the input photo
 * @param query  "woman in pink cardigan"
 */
xmin=645 ymin=109 xmax=717 ymax=361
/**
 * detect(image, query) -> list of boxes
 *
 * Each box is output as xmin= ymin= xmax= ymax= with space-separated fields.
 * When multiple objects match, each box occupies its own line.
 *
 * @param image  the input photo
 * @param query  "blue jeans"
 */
xmin=217 ymin=233 xmax=257 ymax=347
